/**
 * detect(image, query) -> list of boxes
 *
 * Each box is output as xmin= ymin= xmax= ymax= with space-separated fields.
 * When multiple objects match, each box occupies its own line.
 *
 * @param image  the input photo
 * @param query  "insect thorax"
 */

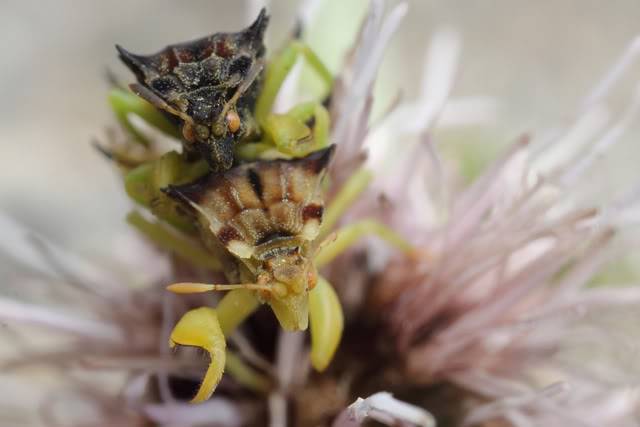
xmin=117 ymin=9 xmax=269 ymax=170
xmin=165 ymin=146 xmax=335 ymax=292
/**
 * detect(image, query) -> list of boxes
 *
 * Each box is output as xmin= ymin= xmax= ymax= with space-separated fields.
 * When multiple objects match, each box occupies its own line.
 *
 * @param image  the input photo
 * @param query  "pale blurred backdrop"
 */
xmin=2 ymin=0 xmax=640 ymax=265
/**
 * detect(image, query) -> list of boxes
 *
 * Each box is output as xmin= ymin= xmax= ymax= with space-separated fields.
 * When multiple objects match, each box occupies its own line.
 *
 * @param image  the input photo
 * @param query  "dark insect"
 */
xmin=116 ymin=9 xmax=269 ymax=171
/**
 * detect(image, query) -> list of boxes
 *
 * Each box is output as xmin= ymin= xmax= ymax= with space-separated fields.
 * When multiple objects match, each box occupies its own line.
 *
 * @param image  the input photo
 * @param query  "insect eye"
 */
xmin=226 ymin=110 xmax=241 ymax=133
xmin=182 ymin=122 xmax=196 ymax=142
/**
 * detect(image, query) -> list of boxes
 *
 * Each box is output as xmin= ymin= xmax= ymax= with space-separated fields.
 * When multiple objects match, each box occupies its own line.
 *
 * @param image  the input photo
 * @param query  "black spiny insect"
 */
xmin=116 ymin=10 xmax=268 ymax=171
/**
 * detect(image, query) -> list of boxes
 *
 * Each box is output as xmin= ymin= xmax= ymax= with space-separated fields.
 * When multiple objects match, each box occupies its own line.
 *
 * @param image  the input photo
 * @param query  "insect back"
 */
xmin=116 ymin=9 xmax=269 ymax=171
xmin=165 ymin=145 xmax=336 ymax=331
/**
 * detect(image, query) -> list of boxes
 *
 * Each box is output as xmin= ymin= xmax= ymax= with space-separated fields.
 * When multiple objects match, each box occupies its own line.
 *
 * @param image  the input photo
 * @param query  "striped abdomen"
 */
xmin=166 ymin=146 xmax=335 ymax=260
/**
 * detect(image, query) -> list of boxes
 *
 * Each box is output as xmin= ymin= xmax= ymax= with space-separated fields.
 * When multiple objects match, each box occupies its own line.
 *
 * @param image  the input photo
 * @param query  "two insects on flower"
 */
xmin=103 ymin=8 xmax=412 ymax=402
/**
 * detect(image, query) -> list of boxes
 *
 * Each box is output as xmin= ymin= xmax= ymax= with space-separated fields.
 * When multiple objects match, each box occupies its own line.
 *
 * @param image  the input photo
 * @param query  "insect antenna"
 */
xmin=167 ymin=279 xmax=288 ymax=297
xmin=216 ymin=59 xmax=265 ymax=127
xmin=129 ymin=82 xmax=195 ymax=126
xmin=167 ymin=282 xmax=271 ymax=293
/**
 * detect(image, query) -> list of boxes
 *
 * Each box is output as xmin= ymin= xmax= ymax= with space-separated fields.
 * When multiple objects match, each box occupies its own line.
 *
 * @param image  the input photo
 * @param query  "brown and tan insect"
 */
xmin=165 ymin=145 xmax=335 ymax=330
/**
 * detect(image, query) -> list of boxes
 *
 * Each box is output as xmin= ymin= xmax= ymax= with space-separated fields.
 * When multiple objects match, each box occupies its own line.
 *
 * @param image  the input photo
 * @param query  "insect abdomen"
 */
xmin=165 ymin=146 xmax=335 ymax=260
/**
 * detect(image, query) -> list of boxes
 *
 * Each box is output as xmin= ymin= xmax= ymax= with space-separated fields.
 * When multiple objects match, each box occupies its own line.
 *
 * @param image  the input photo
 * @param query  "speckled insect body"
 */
xmin=117 ymin=10 xmax=269 ymax=171
xmin=166 ymin=145 xmax=335 ymax=330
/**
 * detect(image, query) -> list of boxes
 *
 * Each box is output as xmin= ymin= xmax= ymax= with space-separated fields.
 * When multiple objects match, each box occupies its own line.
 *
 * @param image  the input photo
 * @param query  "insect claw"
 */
xmin=308 ymin=277 xmax=343 ymax=371
xmin=169 ymin=307 xmax=226 ymax=403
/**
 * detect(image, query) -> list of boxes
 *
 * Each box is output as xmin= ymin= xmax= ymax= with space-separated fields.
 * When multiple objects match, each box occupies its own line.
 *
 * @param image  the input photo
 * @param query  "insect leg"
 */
xmin=240 ymin=100 xmax=330 ymax=161
xmin=308 ymin=276 xmax=343 ymax=371
xmin=255 ymin=40 xmax=332 ymax=125
xmin=202 ymin=289 xmax=260 ymax=337
xmin=170 ymin=296 xmax=270 ymax=400
xmin=225 ymin=350 xmax=271 ymax=393
xmin=124 ymin=151 xmax=208 ymax=231
xmin=268 ymin=101 xmax=330 ymax=156
xmin=295 ymin=101 xmax=330 ymax=153
xmin=126 ymin=211 xmax=221 ymax=271
xmin=234 ymin=141 xmax=275 ymax=161
xmin=320 ymin=168 xmax=374 ymax=238
xmin=311 ymin=102 xmax=330 ymax=150
xmin=169 ymin=307 xmax=226 ymax=402
xmin=109 ymin=88 xmax=180 ymax=145
xmin=314 ymin=219 xmax=414 ymax=267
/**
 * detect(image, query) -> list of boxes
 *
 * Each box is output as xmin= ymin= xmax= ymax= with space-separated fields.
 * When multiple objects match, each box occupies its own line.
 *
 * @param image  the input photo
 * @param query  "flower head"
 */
xmin=3 ymin=2 xmax=640 ymax=427
xmin=342 ymin=21 xmax=640 ymax=427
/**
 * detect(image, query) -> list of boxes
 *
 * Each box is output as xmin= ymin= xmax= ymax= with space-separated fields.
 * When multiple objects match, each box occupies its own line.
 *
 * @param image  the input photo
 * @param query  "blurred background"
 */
xmin=2 ymin=0 xmax=640 ymax=263
xmin=2 ymin=1 xmax=640 ymax=425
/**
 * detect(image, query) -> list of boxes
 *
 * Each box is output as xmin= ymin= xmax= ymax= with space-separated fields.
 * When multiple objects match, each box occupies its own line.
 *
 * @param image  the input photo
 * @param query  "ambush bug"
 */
xmin=115 ymin=8 xmax=333 ymax=172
